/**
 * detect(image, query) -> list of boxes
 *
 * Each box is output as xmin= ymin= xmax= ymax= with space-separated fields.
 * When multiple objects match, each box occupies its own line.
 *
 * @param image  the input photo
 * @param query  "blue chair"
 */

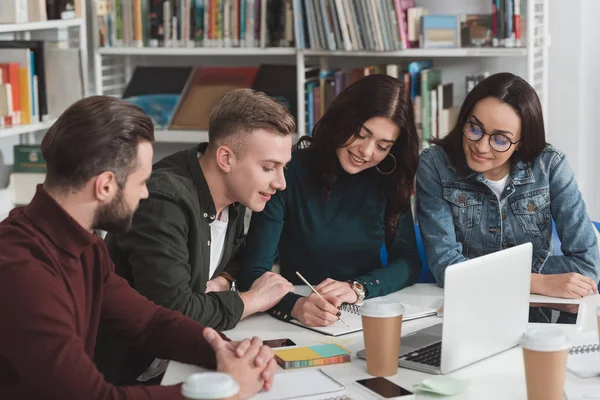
xmin=379 ymin=224 xmax=436 ymax=284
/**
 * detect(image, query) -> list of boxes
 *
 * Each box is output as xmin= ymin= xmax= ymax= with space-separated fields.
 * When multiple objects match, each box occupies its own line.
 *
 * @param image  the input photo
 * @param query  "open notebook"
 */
xmin=290 ymin=303 xmax=437 ymax=336
xmin=253 ymin=369 xmax=346 ymax=400
xmin=567 ymin=331 xmax=600 ymax=379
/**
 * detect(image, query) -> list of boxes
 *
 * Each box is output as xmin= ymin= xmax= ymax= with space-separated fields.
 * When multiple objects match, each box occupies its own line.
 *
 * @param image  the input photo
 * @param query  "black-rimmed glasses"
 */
xmin=462 ymin=122 xmax=520 ymax=153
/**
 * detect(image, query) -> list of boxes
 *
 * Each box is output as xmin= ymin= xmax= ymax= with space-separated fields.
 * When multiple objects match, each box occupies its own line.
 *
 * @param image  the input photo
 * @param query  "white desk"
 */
xmin=162 ymin=284 xmax=600 ymax=399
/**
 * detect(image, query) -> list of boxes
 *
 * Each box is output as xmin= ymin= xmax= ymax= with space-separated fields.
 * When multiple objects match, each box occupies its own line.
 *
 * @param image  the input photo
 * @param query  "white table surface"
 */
xmin=162 ymin=284 xmax=600 ymax=399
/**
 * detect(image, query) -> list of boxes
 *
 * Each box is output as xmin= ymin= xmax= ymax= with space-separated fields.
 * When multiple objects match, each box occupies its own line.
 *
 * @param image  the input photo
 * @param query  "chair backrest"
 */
xmin=379 ymin=224 xmax=436 ymax=284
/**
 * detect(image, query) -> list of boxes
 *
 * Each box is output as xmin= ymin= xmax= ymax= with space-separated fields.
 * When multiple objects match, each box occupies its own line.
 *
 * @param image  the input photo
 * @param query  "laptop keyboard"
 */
xmin=400 ymin=342 xmax=442 ymax=367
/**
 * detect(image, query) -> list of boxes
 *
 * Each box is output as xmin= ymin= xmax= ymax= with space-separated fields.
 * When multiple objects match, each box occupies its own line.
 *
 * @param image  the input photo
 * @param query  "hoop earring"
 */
xmin=376 ymin=153 xmax=396 ymax=175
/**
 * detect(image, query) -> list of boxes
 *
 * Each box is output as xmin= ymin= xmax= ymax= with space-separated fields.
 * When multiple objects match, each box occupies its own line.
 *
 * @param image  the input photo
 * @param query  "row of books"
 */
xmin=96 ymin=0 xmax=294 ymax=48
xmin=0 ymin=0 xmax=83 ymax=24
xmin=121 ymin=64 xmax=296 ymax=131
xmin=303 ymin=62 xmax=493 ymax=147
xmin=0 ymin=41 xmax=84 ymax=128
xmin=297 ymin=0 xmax=524 ymax=51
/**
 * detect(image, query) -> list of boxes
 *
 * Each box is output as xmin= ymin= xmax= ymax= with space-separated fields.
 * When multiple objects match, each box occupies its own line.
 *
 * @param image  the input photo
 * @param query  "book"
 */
xmin=274 ymin=344 xmax=350 ymax=369
xmin=290 ymin=302 xmax=437 ymax=337
xmin=13 ymin=145 xmax=46 ymax=173
xmin=421 ymin=15 xmax=459 ymax=49
xmin=567 ymin=331 xmax=600 ymax=379
xmin=44 ymin=48 xmax=84 ymax=119
xmin=0 ymin=41 xmax=48 ymax=120
xmin=253 ymin=369 xmax=346 ymax=400
xmin=460 ymin=14 xmax=493 ymax=47
xmin=169 ymin=66 xmax=258 ymax=130
xmin=0 ymin=49 xmax=33 ymax=125
xmin=0 ymin=0 xmax=29 ymax=24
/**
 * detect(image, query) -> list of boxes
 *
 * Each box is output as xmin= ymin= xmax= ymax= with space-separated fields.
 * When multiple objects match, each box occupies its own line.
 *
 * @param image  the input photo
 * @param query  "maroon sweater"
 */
xmin=0 ymin=187 xmax=219 ymax=399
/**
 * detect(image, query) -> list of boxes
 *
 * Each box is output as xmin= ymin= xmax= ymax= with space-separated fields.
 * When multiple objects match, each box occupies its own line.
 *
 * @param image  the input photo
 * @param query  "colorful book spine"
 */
xmin=514 ymin=0 xmax=521 ymax=46
xmin=274 ymin=344 xmax=351 ymax=370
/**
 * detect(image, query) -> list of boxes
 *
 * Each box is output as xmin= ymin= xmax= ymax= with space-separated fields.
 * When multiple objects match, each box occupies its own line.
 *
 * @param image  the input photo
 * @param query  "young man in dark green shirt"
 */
xmin=95 ymin=89 xmax=296 ymax=384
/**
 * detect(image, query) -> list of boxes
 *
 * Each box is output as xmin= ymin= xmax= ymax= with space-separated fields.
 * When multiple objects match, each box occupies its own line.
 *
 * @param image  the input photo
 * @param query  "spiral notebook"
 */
xmin=290 ymin=303 xmax=437 ymax=337
xmin=567 ymin=331 xmax=600 ymax=378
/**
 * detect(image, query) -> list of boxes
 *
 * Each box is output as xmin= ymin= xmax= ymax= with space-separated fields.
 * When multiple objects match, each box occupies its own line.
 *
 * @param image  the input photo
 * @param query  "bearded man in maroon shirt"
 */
xmin=0 ymin=96 xmax=277 ymax=400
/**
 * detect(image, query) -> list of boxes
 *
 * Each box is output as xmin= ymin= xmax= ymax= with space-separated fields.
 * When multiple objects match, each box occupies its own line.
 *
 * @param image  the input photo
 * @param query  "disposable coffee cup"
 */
xmin=521 ymin=328 xmax=569 ymax=400
xmin=181 ymin=372 xmax=239 ymax=400
xmin=361 ymin=299 xmax=405 ymax=376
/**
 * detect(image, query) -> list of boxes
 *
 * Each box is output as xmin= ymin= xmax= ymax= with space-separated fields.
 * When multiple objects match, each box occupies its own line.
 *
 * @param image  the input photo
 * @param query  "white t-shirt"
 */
xmin=487 ymin=175 xmax=509 ymax=199
xmin=209 ymin=206 xmax=229 ymax=279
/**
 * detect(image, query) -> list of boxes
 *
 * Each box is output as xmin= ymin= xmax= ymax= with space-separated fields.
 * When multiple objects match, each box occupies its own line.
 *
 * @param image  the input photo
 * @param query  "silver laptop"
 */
xmin=357 ymin=243 xmax=532 ymax=374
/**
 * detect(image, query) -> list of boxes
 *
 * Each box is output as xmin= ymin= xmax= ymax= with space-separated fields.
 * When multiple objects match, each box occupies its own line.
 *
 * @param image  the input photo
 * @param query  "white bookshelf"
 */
xmin=92 ymin=0 xmax=549 ymax=141
xmin=0 ymin=15 xmax=88 ymax=140
xmin=303 ymin=48 xmax=528 ymax=58
xmin=0 ymin=119 xmax=57 ymax=140
xmin=0 ymin=14 xmax=89 ymax=210
xmin=154 ymin=130 xmax=300 ymax=144
xmin=0 ymin=18 xmax=83 ymax=34
xmin=154 ymin=130 xmax=209 ymax=144
xmin=98 ymin=47 xmax=297 ymax=56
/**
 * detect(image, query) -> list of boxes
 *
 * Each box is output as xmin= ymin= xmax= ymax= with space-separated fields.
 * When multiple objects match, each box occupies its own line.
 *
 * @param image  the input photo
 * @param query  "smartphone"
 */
xmin=263 ymin=338 xmax=296 ymax=348
xmin=355 ymin=377 xmax=414 ymax=399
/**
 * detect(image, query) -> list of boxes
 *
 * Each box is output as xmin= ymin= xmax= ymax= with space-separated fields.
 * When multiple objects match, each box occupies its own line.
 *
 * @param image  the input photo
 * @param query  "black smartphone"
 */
xmin=263 ymin=338 xmax=296 ymax=348
xmin=355 ymin=377 xmax=413 ymax=398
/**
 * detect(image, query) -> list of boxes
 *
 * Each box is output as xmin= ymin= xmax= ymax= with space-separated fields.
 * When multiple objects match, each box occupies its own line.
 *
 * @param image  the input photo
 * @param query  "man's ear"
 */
xmin=215 ymin=145 xmax=236 ymax=173
xmin=94 ymin=171 xmax=118 ymax=202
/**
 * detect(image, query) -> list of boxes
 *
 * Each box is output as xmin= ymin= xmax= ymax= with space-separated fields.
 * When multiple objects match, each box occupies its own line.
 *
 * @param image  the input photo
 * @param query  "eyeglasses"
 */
xmin=462 ymin=122 xmax=520 ymax=153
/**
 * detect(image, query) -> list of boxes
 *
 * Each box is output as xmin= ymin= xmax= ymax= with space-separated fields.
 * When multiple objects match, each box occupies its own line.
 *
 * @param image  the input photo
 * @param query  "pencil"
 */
xmin=295 ymin=271 xmax=350 ymax=328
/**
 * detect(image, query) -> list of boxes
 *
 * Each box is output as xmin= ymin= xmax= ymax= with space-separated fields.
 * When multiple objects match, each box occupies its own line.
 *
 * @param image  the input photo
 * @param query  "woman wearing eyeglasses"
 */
xmin=416 ymin=72 xmax=600 ymax=300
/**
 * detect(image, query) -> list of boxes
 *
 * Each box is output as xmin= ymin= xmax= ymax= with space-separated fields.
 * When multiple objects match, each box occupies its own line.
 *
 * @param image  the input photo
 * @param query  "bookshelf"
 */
xmin=154 ymin=129 xmax=300 ymax=144
xmin=91 ymin=0 xmax=549 ymax=142
xmin=98 ymin=47 xmax=297 ymax=56
xmin=0 ymin=18 xmax=84 ymax=34
xmin=154 ymin=129 xmax=209 ymax=144
xmin=0 ymin=15 xmax=89 ymax=140
xmin=303 ymin=48 xmax=528 ymax=58
xmin=0 ymin=119 xmax=57 ymax=140
xmin=0 ymin=8 xmax=89 ymax=218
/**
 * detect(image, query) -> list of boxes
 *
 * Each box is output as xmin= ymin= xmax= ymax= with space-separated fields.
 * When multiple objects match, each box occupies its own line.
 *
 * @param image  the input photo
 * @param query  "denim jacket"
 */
xmin=416 ymin=144 xmax=600 ymax=287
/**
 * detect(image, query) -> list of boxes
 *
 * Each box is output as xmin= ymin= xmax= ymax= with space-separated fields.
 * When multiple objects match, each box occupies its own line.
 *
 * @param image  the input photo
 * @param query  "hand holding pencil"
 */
xmin=292 ymin=271 xmax=349 ymax=327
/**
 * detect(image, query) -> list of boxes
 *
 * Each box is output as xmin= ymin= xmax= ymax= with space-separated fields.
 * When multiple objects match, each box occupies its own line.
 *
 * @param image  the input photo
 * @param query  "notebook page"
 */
xmin=289 ymin=303 xmax=437 ymax=336
xmin=567 ymin=331 xmax=600 ymax=379
xmin=253 ymin=369 xmax=345 ymax=400
xmin=289 ymin=309 xmax=363 ymax=336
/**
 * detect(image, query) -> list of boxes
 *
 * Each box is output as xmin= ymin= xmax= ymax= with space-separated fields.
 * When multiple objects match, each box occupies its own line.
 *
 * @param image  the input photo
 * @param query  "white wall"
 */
xmin=547 ymin=0 xmax=600 ymax=221
xmin=580 ymin=1 xmax=600 ymax=221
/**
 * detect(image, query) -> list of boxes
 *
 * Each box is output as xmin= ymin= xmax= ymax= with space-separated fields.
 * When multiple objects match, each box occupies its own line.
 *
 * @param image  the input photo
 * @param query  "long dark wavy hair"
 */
xmin=296 ymin=74 xmax=420 ymax=243
xmin=431 ymin=72 xmax=547 ymax=171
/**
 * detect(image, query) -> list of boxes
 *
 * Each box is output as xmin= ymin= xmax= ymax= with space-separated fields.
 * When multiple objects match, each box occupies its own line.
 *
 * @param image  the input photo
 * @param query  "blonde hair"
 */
xmin=208 ymin=88 xmax=296 ymax=155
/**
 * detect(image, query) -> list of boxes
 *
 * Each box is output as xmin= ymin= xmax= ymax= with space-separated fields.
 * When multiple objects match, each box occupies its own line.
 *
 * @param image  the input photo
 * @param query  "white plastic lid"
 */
xmin=181 ymin=372 xmax=239 ymax=399
xmin=360 ymin=299 xmax=405 ymax=318
xmin=520 ymin=328 xmax=569 ymax=352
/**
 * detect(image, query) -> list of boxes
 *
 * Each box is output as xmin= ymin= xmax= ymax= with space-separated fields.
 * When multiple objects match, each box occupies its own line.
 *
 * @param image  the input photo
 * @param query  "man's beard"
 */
xmin=92 ymin=188 xmax=134 ymax=233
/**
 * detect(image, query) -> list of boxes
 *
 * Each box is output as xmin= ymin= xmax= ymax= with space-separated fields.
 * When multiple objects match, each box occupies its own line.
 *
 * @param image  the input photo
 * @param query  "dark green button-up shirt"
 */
xmin=95 ymin=143 xmax=245 ymax=384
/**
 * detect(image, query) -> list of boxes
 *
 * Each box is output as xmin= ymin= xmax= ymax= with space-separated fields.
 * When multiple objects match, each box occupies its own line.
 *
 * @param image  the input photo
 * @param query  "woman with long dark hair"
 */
xmin=239 ymin=74 xmax=422 ymax=327
xmin=417 ymin=72 xmax=599 ymax=300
